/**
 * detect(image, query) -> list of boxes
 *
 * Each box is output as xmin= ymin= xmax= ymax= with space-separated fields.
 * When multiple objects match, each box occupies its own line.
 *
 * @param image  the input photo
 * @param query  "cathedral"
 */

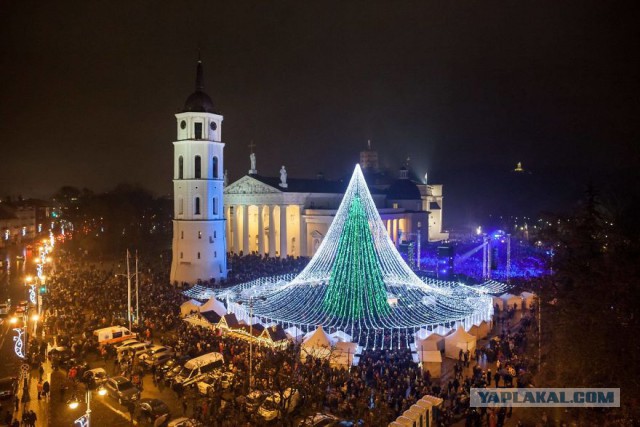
xmin=224 ymin=144 xmax=448 ymax=259
xmin=171 ymin=60 xmax=448 ymax=284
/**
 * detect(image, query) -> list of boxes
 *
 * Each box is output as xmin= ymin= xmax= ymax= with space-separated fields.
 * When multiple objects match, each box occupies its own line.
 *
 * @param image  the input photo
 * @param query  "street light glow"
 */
xmin=9 ymin=317 xmax=18 ymax=324
xmin=68 ymin=399 xmax=80 ymax=410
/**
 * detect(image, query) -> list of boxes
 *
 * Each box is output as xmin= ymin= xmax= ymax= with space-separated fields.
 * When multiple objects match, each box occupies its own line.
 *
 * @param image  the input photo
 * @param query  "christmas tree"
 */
xmin=323 ymin=194 xmax=391 ymax=319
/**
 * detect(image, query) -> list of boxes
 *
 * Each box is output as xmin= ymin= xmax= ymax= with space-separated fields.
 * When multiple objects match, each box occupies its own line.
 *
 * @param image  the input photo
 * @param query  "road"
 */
xmin=0 ymin=245 xmax=32 ymax=380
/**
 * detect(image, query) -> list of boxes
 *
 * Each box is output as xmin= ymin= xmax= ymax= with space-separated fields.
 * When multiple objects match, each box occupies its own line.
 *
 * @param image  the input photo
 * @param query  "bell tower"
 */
xmin=170 ymin=59 xmax=227 ymax=285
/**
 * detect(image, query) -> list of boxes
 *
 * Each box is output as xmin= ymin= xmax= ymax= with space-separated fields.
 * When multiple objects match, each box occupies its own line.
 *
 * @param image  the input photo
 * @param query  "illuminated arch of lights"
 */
xmin=187 ymin=165 xmax=496 ymax=349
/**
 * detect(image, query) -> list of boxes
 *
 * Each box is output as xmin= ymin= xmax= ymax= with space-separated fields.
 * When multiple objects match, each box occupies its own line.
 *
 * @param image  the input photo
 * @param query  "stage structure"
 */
xmin=200 ymin=164 xmax=494 ymax=349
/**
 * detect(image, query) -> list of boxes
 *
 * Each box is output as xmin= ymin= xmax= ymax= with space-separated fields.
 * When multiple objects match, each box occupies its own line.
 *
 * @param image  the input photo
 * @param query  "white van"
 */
xmin=94 ymin=326 xmax=136 ymax=345
xmin=172 ymin=352 xmax=224 ymax=389
xmin=117 ymin=342 xmax=151 ymax=363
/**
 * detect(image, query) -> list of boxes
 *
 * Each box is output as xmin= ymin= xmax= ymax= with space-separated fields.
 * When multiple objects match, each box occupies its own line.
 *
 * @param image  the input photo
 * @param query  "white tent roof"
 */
xmin=199 ymin=298 xmax=227 ymax=317
xmin=332 ymin=342 xmax=359 ymax=367
xmin=180 ymin=299 xmax=202 ymax=316
xmin=415 ymin=339 xmax=438 ymax=352
xmin=330 ymin=330 xmax=352 ymax=343
xmin=446 ymin=326 xmax=476 ymax=344
xmin=302 ymin=325 xmax=336 ymax=348
xmin=425 ymin=332 xmax=444 ymax=341
xmin=500 ymin=293 xmax=520 ymax=301
xmin=284 ymin=326 xmax=304 ymax=339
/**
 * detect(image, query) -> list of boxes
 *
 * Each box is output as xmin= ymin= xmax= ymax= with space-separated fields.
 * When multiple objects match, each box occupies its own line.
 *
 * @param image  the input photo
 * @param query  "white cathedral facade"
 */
xmin=223 ymin=146 xmax=448 ymax=259
xmin=170 ymin=60 xmax=227 ymax=284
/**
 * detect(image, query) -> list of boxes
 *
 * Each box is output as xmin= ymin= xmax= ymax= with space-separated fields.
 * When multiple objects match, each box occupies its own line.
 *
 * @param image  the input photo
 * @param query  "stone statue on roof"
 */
xmin=279 ymin=166 xmax=288 ymax=188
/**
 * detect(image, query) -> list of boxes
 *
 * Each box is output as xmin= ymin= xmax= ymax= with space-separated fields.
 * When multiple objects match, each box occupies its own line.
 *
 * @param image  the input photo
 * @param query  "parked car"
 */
xmin=48 ymin=346 xmax=72 ymax=366
xmin=158 ymin=357 xmax=188 ymax=377
xmin=114 ymin=339 xmax=141 ymax=349
xmin=139 ymin=345 xmax=174 ymax=366
xmin=117 ymin=342 xmax=151 ymax=363
xmin=167 ymin=418 xmax=202 ymax=427
xmin=0 ymin=377 xmax=17 ymax=400
xmin=0 ymin=303 xmax=10 ymax=317
xmin=136 ymin=398 xmax=170 ymax=424
xmin=82 ymin=368 xmax=108 ymax=388
xmin=105 ymin=376 xmax=140 ymax=405
xmin=164 ymin=364 xmax=183 ymax=385
xmin=258 ymin=388 xmax=301 ymax=421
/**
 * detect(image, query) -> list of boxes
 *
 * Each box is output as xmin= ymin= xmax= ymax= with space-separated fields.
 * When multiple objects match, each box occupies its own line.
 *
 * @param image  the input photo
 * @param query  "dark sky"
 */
xmin=1 ymin=1 xmax=638 ymax=226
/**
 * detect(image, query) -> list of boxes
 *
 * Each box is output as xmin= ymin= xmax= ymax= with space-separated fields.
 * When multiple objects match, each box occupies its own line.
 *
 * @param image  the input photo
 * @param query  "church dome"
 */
xmin=184 ymin=91 xmax=215 ymax=113
xmin=182 ymin=60 xmax=216 ymax=113
xmin=386 ymin=165 xmax=421 ymax=200
xmin=387 ymin=177 xmax=422 ymax=200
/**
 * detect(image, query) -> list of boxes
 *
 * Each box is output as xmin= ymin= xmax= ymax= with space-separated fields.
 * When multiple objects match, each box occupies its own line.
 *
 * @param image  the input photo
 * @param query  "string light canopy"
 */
xmin=200 ymin=164 xmax=494 ymax=349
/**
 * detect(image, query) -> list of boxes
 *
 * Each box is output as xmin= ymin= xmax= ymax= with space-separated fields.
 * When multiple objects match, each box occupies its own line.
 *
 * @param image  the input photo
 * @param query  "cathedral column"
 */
xmin=268 ymin=205 xmax=276 ymax=257
xmin=392 ymin=219 xmax=398 ymax=245
xmin=279 ymin=204 xmax=287 ymax=258
xmin=232 ymin=205 xmax=239 ymax=253
xmin=257 ymin=205 xmax=265 ymax=256
xmin=242 ymin=205 xmax=249 ymax=254
xmin=299 ymin=205 xmax=307 ymax=257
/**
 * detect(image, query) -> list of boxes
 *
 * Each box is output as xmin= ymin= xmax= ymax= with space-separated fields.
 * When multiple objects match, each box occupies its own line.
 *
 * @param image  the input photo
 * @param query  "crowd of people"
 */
xmin=9 ymin=244 xmax=540 ymax=426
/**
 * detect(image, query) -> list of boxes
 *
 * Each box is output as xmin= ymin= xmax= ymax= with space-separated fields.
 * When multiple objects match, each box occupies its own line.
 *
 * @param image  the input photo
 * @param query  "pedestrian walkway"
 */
xmin=11 ymin=354 xmax=52 ymax=427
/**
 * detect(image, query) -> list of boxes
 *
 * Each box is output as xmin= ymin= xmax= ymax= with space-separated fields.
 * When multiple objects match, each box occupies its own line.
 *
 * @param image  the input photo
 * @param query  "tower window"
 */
xmin=195 ymin=197 xmax=201 ymax=215
xmin=214 ymin=231 xmax=217 ymax=238
xmin=178 ymin=156 xmax=184 ymax=179
xmin=180 ymin=252 xmax=183 ymax=259
xmin=181 ymin=230 xmax=184 ymax=239
xmin=197 ymin=252 xmax=201 ymax=259
xmin=212 ymin=197 xmax=218 ymax=215
xmin=198 ymin=231 xmax=202 ymax=239
xmin=194 ymin=155 xmax=201 ymax=179
xmin=212 ymin=156 xmax=219 ymax=178
xmin=194 ymin=122 xmax=203 ymax=139
xmin=215 ymin=251 xmax=217 ymax=257
xmin=209 ymin=236 xmax=214 ymax=243
xmin=178 ymin=198 xmax=184 ymax=215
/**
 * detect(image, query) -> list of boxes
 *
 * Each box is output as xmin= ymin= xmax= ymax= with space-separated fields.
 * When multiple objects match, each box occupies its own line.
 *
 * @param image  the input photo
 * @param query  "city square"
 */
xmin=1 ymin=2 xmax=638 ymax=427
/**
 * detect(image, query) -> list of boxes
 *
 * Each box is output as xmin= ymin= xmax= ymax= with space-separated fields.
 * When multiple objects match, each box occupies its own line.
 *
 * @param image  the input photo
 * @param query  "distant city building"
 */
xmin=170 ymin=60 xmax=227 ymax=285
xmin=224 ymin=144 xmax=448 ymax=258
xmin=0 ymin=199 xmax=52 ymax=247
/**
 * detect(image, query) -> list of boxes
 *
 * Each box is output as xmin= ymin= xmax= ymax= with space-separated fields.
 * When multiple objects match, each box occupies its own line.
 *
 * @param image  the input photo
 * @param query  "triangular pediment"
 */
xmin=224 ymin=175 xmax=282 ymax=195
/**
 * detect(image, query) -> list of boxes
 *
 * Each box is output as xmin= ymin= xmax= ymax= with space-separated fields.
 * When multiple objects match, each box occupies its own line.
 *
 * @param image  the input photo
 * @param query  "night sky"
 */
xmin=1 ymin=1 xmax=637 ymax=227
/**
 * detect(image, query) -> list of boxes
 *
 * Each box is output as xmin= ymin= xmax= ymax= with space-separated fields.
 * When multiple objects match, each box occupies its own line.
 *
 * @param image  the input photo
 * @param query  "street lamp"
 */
xmin=115 ymin=250 xmax=140 ymax=332
xmin=68 ymin=386 xmax=106 ymax=427
xmin=236 ymin=296 xmax=266 ymax=389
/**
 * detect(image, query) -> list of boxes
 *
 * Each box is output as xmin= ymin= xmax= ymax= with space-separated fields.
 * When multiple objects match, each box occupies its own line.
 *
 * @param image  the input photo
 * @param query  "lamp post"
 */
xmin=115 ymin=250 xmax=139 ymax=332
xmin=236 ymin=296 xmax=266 ymax=389
xmin=69 ymin=386 xmax=106 ymax=427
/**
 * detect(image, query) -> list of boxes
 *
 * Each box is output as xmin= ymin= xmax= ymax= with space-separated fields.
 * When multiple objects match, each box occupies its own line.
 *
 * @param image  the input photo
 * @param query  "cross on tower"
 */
xmin=248 ymin=140 xmax=256 ymax=153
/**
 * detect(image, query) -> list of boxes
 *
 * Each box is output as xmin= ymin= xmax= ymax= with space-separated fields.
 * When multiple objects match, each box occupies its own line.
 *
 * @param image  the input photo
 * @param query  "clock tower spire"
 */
xmin=170 ymin=59 xmax=227 ymax=285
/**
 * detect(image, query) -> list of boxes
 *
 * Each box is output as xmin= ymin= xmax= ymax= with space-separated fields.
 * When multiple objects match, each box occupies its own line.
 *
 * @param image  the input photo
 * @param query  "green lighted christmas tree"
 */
xmin=322 ymin=194 xmax=391 ymax=320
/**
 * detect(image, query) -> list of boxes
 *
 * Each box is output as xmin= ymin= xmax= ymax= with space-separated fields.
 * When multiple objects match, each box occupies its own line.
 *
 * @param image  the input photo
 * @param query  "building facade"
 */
xmin=224 ymin=150 xmax=448 ymax=259
xmin=170 ymin=61 xmax=227 ymax=284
